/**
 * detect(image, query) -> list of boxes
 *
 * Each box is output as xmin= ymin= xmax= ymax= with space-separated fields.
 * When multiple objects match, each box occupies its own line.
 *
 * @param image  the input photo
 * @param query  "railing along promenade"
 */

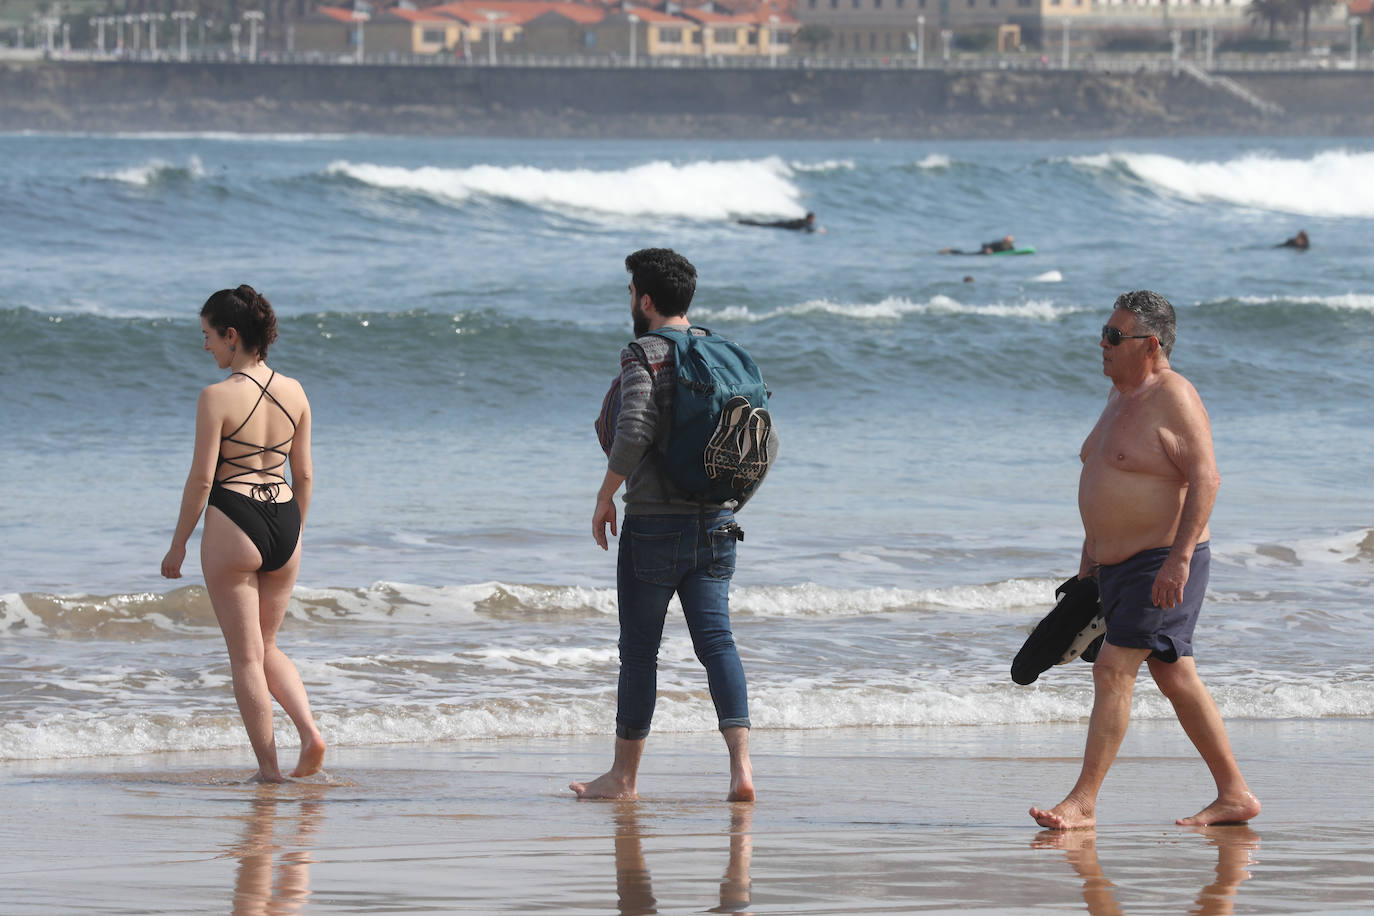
xmin=2 ymin=46 xmax=1368 ymax=72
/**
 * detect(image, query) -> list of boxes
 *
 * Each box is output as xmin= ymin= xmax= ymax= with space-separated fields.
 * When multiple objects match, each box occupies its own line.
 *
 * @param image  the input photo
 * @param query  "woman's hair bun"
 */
xmin=201 ymin=284 xmax=279 ymax=358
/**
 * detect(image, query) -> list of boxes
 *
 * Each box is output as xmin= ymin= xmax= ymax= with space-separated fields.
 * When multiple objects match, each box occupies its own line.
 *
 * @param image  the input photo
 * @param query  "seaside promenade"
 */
xmin=3 ymin=50 xmax=1373 ymax=137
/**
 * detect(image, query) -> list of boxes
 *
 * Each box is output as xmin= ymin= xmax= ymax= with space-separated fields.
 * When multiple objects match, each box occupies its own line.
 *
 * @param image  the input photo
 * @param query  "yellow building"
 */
xmin=294 ymin=6 xmax=464 ymax=56
xmin=682 ymin=8 xmax=793 ymax=57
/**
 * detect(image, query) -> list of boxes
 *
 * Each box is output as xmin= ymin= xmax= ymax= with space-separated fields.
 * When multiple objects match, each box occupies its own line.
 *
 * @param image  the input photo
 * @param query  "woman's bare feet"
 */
xmin=290 ymin=734 xmax=326 ymax=778
xmin=1176 ymin=792 xmax=1261 ymax=826
xmin=569 ymin=771 xmax=638 ymax=799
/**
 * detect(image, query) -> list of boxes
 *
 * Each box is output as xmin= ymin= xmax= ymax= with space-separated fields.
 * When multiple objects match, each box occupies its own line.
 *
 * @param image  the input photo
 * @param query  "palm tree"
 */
xmin=1290 ymin=0 xmax=1337 ymax=50
xmin=1246 ymin=0 xmax=1295 ymax=40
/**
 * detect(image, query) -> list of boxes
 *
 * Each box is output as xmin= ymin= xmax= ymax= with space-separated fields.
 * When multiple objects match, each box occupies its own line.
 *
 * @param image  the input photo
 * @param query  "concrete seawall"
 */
xmin=3 ymin=59 xmax=1372 ymax=137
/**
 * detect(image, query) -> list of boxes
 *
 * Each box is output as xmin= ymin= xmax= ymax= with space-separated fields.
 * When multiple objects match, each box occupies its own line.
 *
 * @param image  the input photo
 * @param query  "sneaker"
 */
xmin=704 ymin=396 xmax=752 ymax=481
xmin=732 ymin=407 xmax=772 ymax=492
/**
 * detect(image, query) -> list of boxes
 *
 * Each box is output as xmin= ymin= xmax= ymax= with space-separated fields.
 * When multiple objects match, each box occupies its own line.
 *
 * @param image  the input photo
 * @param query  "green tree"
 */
xmin=1290 ymin=0 xmax=1338 ymax=50
xmin=794 ymin=23 xmax=832 ymax=53
xmin=1246 ymin=0 xmax=1296 ymax=40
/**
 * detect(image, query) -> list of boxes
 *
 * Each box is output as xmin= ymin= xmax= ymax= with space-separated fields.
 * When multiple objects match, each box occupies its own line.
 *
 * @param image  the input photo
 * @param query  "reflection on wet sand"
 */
xmin=1033 ymin=825 xmax=1260 ymax=916
xmin=228 ymin=785 xmax=326 ymax=916
xmin=612 ymin=802 xmax=754 ymax=916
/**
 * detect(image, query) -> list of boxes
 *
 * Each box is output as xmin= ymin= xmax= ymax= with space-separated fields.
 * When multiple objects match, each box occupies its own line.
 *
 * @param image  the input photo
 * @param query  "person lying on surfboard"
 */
xmin=737 ymin=212 xmax=817 ymax=232
xmin=939 ymin=234 xmax=1016 ymax=254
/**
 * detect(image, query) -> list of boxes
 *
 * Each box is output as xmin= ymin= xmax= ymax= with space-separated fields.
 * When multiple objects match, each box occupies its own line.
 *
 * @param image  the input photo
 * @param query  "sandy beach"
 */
xmin=3 ymin=719 xmax=1371 ymax=914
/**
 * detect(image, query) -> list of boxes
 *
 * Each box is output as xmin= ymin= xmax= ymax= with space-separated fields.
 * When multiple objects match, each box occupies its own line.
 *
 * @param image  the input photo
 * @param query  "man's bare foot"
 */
xmin=1031 ymin=828 xmax=1097 ymax=851
xmin=1029 ymin=798 xmax=1096 ymax=830
xmin=1176 ymin=792 xmax=1261 ymax=826
xmin=290 ymin=735 xmax=326 ymax=778
xmin=569 ymin=771 xmax=637 ymax=799
xmin=728 ymin=766 xmax=755 ymax=803
xmin=250 ymin=770 xmax=286 ymax=784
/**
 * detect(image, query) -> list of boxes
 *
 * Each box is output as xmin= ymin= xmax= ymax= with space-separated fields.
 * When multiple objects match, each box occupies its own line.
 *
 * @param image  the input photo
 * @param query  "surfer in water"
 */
xmin=737 ymin=211 xmax=817 ymax=232
xmin=939 ymin=234 xmax=1015 ymax=255
xmin=1277 ymin=230 xmax=1309 ymax=250
xmin=1029 ymin=290 xmax=1260 ymax=831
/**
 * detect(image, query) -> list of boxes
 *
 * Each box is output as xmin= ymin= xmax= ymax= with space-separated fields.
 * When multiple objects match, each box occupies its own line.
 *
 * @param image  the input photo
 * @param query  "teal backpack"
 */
xmin=635 ymin=326 xmax=775 ymax=505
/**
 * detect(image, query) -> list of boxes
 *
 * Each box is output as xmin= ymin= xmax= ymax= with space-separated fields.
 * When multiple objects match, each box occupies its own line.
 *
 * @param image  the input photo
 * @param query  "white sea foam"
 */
xmin=733 ymin=579 xmax=1057 ymax=617
xmin=472 ymin=646 xmax=620 ymax=669
xmin=916 ymin=153 xmax=952 ymax=169
xmin=696 ymin=295 xmax=1088 ymax=324
xmin=3 ymin=577 xmax=1065 ymax=639
xmin=1070 ymin=149 xmax=1374 ymax=218
xmin=324 ymin=156 xmax=804 ymax=220
xmin=1031 ymin=270 xmax=1064 ymax=283
xmin=790 ymin=158 xmax=855 ymax=173
xmin=92 ymin=155 xmax=205 ymax=185
xmin=1232 ymin=293 xmax=1374 ymax=314
xmin=6 ymin=675 xmax=1371 ymax=760
xmin=1224 ymin=527 xmax=1374 ymax=571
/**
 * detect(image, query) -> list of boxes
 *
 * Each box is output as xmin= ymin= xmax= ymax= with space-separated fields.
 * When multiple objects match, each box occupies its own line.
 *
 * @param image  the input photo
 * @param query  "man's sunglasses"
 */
xmin=1101 ymin=325 xmax=1154 ymax=346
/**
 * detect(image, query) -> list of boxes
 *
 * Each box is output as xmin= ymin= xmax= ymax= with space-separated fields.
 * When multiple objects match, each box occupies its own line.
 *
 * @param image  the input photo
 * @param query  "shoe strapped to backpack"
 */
xmin=634 ymin=326 xmax=778 ymax=505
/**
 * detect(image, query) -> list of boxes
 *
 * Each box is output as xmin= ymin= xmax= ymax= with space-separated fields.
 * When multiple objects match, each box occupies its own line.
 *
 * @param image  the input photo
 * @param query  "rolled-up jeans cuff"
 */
xmin=718 ymin=717 xmax=751 ymax=732
xmin=616 ymin=722 xmax=651 ymax=741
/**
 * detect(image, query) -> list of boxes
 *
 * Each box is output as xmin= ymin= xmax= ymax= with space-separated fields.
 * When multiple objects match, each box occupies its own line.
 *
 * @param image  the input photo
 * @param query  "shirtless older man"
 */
xmin=1030 ymin=290 xmax=1261 ymax=830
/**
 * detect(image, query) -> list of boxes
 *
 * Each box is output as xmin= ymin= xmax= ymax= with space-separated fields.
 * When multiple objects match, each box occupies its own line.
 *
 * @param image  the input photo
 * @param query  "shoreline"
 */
xmin=3 ymin=721 xmax=1371 ymax=913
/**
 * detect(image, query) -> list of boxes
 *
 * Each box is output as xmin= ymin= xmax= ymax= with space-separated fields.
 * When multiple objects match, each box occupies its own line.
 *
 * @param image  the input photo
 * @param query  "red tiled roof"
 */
xmin=383 ymin=7 xmax=461 ymax=21
xmin=316 ymin=7 xmax=363 ymax=23
xmin=427 ymin=1 xmax=584 ymax=24
xmin=685 ymin=7 xmax=797 ymax=24
xmin=526 ymin=4 xmax=606 ymax=23
xmin=619 ymin=5 xmax=694 ymax=24
xmin=1349 ymin=0 xmax=1372 ymax=15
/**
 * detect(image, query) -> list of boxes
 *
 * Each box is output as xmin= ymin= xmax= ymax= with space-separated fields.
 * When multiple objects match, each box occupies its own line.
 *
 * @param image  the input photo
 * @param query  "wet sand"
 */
xmin=2 ymin=719 xmax=1372 ymax=914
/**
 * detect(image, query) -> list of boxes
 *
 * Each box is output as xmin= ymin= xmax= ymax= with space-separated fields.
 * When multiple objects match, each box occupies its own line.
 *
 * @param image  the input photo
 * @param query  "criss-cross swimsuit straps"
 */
xmin=218 ymin=371 xmax=297 ymax=502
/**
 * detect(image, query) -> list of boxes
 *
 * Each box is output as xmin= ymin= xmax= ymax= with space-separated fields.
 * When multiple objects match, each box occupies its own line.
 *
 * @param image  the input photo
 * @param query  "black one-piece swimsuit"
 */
xmin=206 ymin=371 xmax=301 ymax=572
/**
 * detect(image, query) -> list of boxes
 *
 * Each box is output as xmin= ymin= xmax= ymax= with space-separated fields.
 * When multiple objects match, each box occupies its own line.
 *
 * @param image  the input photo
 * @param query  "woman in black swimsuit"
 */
xmin=161 ymin=285 xmax=325 ymax=783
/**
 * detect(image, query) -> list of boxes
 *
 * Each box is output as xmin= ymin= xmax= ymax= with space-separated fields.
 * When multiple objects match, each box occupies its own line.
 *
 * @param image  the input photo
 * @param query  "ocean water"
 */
xmin=1 ymin=132 xmax=1371 ymax=763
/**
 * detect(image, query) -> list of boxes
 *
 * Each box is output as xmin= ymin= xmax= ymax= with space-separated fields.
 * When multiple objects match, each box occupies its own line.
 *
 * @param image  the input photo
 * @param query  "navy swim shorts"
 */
xmin=1097 ymin=542 xmax=1210 ymax=663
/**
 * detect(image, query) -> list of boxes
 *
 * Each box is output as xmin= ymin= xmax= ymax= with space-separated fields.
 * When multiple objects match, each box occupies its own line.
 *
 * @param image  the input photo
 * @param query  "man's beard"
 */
xmin=632 ymin=303 xmax=649 ymax=338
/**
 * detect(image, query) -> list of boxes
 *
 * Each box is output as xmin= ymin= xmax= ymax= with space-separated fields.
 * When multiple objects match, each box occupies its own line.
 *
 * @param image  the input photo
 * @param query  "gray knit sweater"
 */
xmin=607 ymin=330 xmax=737 ymax=515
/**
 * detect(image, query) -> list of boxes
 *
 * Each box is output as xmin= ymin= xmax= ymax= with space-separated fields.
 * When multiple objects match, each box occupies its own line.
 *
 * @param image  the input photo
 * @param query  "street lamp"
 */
xmin=39 ymin=16 xmax=57 ymax=53
xmin=243 ymin=10 xmax=263 ymax=61
xmin=1060 ymin=18 xmax=1069 ymax=69
xmin=149 ymin=14 xmax=165 ymax=56
xmin=351 ymin=8 xmax=369 ymax=63
xmin=916 ymin=14 xmax=924 ymax=68
xmin=768 ymin=14 xmax=779 ymax=67
xmin=940 ymin=28 xmax=951 ymax=66
xmin=126 ymin=14 xmax=139 ymax=53
xmin=172 ymin=11 xmax=195 ymax=62
xmin=1351 ymin=17 xmax=1360 ymax=69
xmin=479 ymin=10 xmax=503 ymax=64
xmin=229 ymin=22 xmax=240 ymax=56
xmin=627 ymin=13 xmax=638 ymax=66
xmin=90 ymin=18 xmax=105 ymax=53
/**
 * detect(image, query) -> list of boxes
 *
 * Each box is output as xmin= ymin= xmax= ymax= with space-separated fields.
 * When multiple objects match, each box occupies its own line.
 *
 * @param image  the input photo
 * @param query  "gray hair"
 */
xmin=1113 ymin=290 xmax=1176 ymax=357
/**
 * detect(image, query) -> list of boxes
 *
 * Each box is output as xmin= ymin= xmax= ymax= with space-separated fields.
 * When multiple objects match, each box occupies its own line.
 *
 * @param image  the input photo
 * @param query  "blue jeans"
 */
xmin=615 ymin=512 xmax=751 ymax=740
